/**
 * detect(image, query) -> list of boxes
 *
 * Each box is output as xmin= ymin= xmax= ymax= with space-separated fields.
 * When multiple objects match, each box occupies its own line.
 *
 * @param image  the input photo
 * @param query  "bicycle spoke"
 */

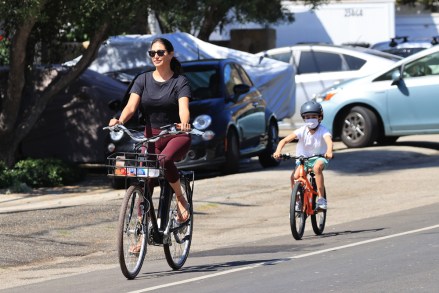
xmin=164 ymin=178 xmax=193 ymax=270
xmin=117 ymin=185 xmax=147 ymax=279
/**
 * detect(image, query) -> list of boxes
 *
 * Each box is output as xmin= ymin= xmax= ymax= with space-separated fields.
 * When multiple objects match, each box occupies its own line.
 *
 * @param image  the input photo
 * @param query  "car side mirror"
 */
xmin=233 ymin=84 xmax=250 ymax=95
xmin=391 ymin=69 xmax=402 ymax=86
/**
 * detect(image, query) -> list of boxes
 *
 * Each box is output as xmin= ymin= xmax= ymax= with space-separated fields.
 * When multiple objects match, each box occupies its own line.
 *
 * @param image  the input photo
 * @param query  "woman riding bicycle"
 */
xmin=108 ymin=37 xmax=191 ymax=225
xmin=273 ymin=101 xmax=333 ymax=209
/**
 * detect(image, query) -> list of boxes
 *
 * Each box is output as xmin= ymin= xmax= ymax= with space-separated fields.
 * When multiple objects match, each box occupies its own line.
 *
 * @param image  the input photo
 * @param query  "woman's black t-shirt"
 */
xmin=130 ymin=71 xmax=191 ymax=128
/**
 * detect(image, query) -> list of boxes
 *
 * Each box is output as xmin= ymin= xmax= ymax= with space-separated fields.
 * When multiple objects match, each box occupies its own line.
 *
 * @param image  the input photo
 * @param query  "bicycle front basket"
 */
xmin=107 ymin=152 xmax=165 ymax=178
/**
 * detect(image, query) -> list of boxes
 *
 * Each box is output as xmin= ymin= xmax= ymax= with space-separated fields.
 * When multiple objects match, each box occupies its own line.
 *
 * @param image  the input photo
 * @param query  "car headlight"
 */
xmin=315 ymin=89 xmax=339 ymax=102
xmin=110 ymin=129 xmax=124 ymax=141
xmin=193 ymin=114 xmax=212 ymax=130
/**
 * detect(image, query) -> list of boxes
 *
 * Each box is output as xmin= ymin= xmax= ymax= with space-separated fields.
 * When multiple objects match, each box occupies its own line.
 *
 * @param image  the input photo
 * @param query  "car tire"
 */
xmin=259 ymin=121 xmax=280 ymax=168
xmin=222 ymin=129 xmax=240 ymax=174
xmin=341 ymin=106 xmax=378 ymax=148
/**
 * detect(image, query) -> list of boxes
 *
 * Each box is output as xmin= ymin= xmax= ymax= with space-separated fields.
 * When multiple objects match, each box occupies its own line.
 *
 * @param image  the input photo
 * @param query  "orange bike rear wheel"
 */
xmin=311 ymin=188 xmax=327 ymax=235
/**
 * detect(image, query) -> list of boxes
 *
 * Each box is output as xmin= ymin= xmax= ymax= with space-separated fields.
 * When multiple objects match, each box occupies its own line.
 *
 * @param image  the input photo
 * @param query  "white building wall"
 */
xmin=209 ymin=0 xmax=396 ymax=47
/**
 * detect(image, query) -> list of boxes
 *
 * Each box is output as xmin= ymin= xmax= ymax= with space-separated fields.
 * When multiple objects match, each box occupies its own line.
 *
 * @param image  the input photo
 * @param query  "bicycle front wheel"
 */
xmin=290 ymin=182 xmax=306 ymax=240
xmin=164 ymin=177 xmax=193 ymax=270
xmin=117 ymin=185 xmax=148 ymax=279
xmin=311 ymin=188 xmax=327 ymax=235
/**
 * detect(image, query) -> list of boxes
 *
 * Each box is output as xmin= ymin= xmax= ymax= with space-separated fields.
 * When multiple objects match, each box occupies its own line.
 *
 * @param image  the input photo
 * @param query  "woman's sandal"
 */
xmin=129 ymin=236 xmax=143 ymax=254
xmin=175 ymin=196 xmax=190 ymax=225
xmin=129 ymin=217 xmax=144 ymax=254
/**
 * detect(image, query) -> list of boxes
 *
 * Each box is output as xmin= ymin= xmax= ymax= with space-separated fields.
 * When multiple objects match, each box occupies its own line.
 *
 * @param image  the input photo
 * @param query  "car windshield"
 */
xmin=183 ymin=66 xmax=220 ymax=100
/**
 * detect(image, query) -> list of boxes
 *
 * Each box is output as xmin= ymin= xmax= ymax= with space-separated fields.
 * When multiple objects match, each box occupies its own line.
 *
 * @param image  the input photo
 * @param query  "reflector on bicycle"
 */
xmin=107 ymin=152 xmax=164 ymax=178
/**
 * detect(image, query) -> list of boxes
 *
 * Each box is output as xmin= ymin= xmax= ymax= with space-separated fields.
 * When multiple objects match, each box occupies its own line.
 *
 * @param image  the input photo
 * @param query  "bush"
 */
xmin=0 ymin=158 xmax=85 ymax=189
xmin=0 ymin=160 xmax=12 ymax=187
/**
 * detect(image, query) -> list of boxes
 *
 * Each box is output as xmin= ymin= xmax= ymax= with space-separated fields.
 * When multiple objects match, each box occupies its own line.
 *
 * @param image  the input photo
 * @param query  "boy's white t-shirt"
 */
xmin=294 ymin=125 xmax=332 ymax=157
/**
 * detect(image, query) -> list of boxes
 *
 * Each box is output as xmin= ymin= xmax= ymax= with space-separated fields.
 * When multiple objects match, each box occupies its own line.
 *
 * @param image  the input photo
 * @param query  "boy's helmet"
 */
xmin=300 ymin=101 xmax=323 ymax=118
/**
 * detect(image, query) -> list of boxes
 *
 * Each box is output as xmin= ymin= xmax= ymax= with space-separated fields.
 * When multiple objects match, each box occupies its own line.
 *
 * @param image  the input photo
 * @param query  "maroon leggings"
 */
xmin=145 ymin=128 xmax=191 ymax=183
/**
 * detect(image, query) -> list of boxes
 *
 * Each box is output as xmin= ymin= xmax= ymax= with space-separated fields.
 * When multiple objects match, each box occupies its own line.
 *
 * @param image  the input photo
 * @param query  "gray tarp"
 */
xmin=83 ymin=32 xmax=296 ymax=120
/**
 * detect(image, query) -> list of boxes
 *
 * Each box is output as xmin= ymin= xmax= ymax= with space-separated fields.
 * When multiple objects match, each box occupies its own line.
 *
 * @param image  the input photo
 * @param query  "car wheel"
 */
xmin=222 ymin=129 xmax=240 ymax=174
xmin=259 ymin=121 xmax=280 ymax=168
xmin=341 ymin=106 xmax=378 ymax=148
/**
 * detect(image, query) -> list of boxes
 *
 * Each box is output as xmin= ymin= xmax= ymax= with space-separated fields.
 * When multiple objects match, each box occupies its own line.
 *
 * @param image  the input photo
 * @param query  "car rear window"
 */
xmin=344 ymin=55 xmax=366 ymax=70
xmin=298 ymin=51 xmax=342 ymax=74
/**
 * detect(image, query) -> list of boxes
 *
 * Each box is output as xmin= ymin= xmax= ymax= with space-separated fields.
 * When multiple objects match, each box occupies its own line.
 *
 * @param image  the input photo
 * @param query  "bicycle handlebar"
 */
xmin=279 ymin=153 xmax=326 ymax=160
xmin=103 ymin=124 xmax=204 ymax=143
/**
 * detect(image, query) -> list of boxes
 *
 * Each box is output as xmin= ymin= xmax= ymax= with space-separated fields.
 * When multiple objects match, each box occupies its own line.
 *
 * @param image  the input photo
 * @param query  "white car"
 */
xmin=256 ymin=44 xmax=402 ymax=125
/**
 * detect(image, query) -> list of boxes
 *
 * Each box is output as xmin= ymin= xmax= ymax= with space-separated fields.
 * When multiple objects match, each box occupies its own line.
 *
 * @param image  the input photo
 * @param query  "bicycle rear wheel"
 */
xmin=311 ymin=188 xmax=327 ymax=235
xmin=117 ymin=185 xmax=148 ymax=279
xmin=164 ymin=176 xmax=193 ymax=270
xmin=290 ymin=182 xmax=306 ymax=240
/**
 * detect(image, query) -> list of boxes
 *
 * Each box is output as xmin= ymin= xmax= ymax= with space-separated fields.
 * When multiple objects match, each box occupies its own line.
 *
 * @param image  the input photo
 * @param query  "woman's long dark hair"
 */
xmin=151 ymin=37 xmax=182 ymax=74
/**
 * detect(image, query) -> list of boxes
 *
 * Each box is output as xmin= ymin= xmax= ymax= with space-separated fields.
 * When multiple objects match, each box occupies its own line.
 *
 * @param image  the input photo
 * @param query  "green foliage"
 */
xmin=0 ymin=161 xmax=12 ymax=187
xmin=0 ymin=33 xmax=10 ymax=65
xmin=0 ymin=158 xmax=85 ymax=189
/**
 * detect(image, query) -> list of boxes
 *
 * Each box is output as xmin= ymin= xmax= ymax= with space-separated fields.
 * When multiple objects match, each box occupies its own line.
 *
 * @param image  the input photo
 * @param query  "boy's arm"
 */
xmin=323 ymin=134 xmax=333 ymax=159
xmin=273 ymin=132 xmax=297 ymax=158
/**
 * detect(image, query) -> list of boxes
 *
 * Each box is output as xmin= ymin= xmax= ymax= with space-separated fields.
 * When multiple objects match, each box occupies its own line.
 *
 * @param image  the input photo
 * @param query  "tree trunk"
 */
xmin=0 ymin=22 xmax=110 ymax=168
xmin=197 ymin=4 xmax=230 ymax=41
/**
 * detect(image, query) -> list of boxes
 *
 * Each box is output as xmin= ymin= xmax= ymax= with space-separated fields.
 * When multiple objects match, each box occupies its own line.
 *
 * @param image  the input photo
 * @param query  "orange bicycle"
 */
xmin=280 ymin=154 xmax=327 ymax=240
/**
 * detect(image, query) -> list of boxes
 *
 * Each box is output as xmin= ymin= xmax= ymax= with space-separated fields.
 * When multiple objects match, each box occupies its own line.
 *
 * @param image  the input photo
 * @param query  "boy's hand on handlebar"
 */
xmin=272 ymin=151 xmax=281 ymax=159
xmin=324 ymin=152 xmax=333 ymax=159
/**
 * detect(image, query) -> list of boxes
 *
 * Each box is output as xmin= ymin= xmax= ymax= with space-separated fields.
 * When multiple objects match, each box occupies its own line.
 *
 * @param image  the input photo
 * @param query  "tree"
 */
xmin=0 ymin=0 xmax=147 ymax=167
xmin=0 ymin=0 xmax=327 ymax=167
xmin=151 ymin=0 xmax=328 ymax=41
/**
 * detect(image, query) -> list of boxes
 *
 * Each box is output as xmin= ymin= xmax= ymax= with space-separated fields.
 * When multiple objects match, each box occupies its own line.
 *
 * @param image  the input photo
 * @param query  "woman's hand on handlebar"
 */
xmin=176 ymin=122 xmax=191 ymax=132
xmin=109 ymin=118 xmax=123 ymax=127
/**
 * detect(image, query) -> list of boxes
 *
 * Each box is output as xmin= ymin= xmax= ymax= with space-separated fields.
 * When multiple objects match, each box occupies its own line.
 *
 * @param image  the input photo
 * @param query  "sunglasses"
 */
xmin=148 ymin=50 xmax=167 ymax=57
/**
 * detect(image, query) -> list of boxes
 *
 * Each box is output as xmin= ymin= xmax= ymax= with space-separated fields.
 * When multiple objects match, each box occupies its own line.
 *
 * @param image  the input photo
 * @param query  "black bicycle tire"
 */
xmin=164 ymin=176 xmax=193 ymax=269
xmin=290 ymin=182 xmax=306 ymax=240
xmin=117 ymin=185 xmax=148 ymax=279
xmin=311 ymin=188 xmax=327 ymax=235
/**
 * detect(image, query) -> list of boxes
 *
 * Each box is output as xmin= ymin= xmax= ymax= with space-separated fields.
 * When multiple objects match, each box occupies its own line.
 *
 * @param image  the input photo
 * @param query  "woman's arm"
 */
xmin=178 ymin=96 xmax=190 ymax=131
xmin=109 ymin=93 xmax=141 ymax=126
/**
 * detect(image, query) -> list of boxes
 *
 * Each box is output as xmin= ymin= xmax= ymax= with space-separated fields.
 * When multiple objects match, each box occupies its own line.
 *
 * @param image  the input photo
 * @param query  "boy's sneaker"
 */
xmin=317 ymin=197 xmax=327 ymax=210
xmin=295 ymin=201 xmax=302 ymax=212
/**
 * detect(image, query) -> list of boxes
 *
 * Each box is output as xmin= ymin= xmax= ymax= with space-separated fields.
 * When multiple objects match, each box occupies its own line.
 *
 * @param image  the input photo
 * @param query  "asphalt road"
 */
xmin=1 ymin=134 xmax=438 ymax=292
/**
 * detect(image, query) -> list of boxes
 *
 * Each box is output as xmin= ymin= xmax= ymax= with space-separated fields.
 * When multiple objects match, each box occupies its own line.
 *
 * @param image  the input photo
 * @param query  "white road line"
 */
xmin=127 ymin=224 xmax=439 ymax=293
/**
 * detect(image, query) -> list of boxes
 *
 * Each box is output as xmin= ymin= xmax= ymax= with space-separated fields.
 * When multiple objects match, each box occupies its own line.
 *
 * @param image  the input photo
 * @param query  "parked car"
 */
xmin=256 ymin=44 xmax=402 ymax=125
xmin=0 ymin=66 xmax=127 ymax=164
xmin=106 ymin=59 xmax=280 ymax=186
xmin=314 ymin=45 xmax=439 ymax=148
xmin=371 ymin=36 xmax=439 ymax=58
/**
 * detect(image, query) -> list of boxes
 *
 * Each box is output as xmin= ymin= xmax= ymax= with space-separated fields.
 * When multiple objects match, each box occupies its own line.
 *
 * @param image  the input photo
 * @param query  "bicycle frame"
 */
xmin=136 ymin=177 xmax=173 ymax=245
xmin=295 ymin=161 xmax=318 ymax=216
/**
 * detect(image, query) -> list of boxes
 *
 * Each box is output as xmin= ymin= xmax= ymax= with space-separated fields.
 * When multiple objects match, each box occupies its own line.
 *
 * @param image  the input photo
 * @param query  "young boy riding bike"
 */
xmin=273 ymin=101 xmax=333 ymax=210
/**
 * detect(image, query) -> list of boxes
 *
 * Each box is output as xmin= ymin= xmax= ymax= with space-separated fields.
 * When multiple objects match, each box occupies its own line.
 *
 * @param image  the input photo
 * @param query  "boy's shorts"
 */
xmin=295 ymin=157 xmax=329 ymax=172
